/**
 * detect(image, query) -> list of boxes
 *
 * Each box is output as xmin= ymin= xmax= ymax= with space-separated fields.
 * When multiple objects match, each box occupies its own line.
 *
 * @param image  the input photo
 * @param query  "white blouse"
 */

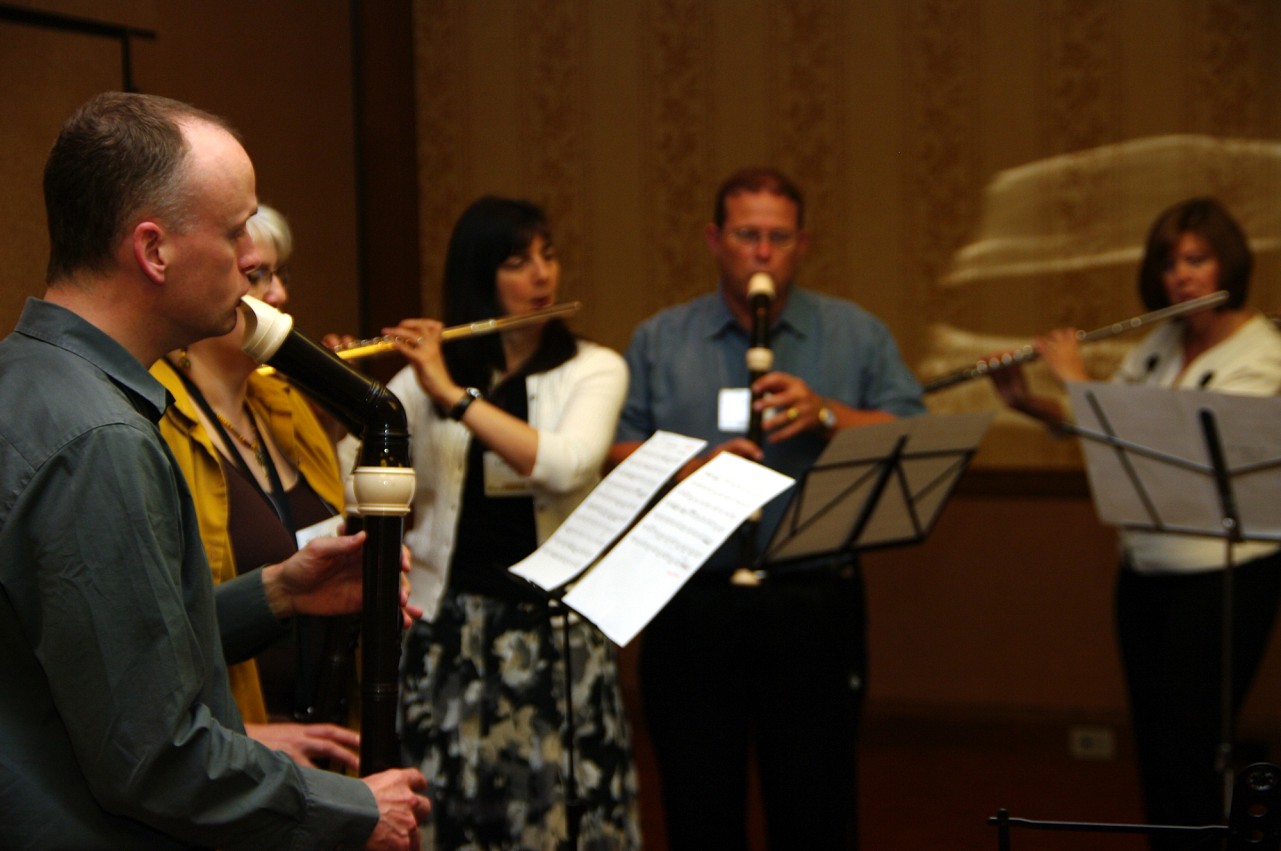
xmin=1112 ymin=313 xmax=1281 ymax=574
xmin=341 ymin=340 xmax=627 ymax=617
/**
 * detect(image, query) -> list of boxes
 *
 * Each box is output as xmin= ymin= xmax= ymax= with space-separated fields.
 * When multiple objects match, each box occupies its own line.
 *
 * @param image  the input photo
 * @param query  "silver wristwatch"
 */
xmin=817 ymin=402 xmax=837 ymax=431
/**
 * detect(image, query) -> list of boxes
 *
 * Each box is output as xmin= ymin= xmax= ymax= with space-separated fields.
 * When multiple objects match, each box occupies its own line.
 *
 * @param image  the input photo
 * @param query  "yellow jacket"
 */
xmin=152 ymin=361 xmax=345 ymax=724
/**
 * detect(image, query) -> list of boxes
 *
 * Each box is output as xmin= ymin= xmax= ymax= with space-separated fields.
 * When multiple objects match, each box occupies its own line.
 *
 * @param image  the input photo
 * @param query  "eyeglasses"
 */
xmin=247 ymin=265 xmax=290 ymax=288
xmin=724 ymin=227 xmax=798 ymax=249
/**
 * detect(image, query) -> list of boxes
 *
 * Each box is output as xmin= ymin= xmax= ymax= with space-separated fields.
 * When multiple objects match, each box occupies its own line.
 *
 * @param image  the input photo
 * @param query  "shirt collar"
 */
xmin=703 ymin=284 xmax=815 ymax=341
xmin=15 ymin=297 xmax=171 ymax=422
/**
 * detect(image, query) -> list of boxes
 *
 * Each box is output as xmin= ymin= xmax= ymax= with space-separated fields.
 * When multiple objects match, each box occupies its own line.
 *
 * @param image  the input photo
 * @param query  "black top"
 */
xmin=448 ymin=375 xmax=542 ymax=603
xmin=224 ymin=457 xmax=334 ymax=719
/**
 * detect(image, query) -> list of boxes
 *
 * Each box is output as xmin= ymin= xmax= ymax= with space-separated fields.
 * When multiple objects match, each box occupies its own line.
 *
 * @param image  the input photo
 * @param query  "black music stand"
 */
xmin=758 ymin=412 xmax=993 ymax=571
xmin=989 ymin=382 xmax=1281 ymax=846
xmin=987 ymin=384 xmax=1281 ymax=848
xmin=1067 ymin=381 xmax=1281 ymax=813
xmin=1066 ymin=382 xmax=1281 ymax=550
xmin=988 ymin=761 xmax=1281 ymax=850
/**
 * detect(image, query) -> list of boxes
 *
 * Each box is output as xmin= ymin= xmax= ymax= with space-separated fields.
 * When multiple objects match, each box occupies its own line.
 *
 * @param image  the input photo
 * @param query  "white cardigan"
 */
xmin=1114 ymin=313 xmax=1281 ymax=574
xmin=341 ymin=340 xmax=627 ymax=618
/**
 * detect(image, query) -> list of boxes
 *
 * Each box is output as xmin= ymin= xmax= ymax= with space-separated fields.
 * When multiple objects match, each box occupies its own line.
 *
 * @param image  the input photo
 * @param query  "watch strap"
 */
xmin=448 ymin=387 xmax=482 ymax=420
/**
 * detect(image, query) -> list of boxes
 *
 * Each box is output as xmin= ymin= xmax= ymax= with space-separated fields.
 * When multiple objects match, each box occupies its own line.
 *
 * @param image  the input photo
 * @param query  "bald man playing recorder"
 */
xmin=0 ymin=92 xmax=428 ymax=850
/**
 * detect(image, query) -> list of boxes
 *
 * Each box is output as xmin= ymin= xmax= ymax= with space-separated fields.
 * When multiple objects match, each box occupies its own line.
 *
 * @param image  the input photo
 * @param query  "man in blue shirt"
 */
xmin=611 ymin=167 xmax=924 ymax=850
xmin=0 ymin=92 xmax=429 ymax=850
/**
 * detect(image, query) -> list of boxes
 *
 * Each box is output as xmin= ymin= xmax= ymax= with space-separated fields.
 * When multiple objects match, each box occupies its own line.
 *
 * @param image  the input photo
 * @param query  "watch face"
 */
xmin=819 ymin=406 xmax=837 ymax=429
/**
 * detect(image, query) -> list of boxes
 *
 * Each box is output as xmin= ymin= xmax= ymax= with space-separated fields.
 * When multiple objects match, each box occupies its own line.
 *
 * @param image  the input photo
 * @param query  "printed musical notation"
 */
xmin=509 ymin=430 xmax=794 ymax=646
xmin=509 ymin=431 xmax=707 ymax=590
xmin=562 ymin=451 xmax=794 ymax=646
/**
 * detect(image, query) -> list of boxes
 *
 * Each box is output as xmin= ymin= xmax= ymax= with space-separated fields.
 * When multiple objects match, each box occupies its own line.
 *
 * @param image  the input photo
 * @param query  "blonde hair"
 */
xmin=246 ymin=204 xmax=293 ymax=264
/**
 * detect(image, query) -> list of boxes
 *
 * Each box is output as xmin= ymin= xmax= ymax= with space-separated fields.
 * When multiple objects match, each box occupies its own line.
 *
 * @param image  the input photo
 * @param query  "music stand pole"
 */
xmin=1062 ymin=383 xmax=1281 ymax=826
xmin=1052 ymin=405 xmax=1245 ymax=818
xmin=1200 ymin=409 xmax=1244 ymax=815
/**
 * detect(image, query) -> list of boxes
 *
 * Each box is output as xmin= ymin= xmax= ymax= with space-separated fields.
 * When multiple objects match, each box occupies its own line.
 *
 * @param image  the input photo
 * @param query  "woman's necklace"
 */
xmin=216 ymin=408 xmax=269 ymax=472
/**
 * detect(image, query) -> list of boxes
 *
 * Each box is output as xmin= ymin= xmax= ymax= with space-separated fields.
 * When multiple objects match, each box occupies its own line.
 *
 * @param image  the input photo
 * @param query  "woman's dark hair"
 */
xmin=441 ymin=196 xmax=575 ymax=389
xmin=1137 ymin=196 xmax=1252 ymax=311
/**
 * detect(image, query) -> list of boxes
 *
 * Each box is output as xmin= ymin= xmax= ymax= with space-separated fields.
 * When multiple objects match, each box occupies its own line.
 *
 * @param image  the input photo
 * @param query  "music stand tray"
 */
xmin=761 ymin=411 xmax=993 ymax=568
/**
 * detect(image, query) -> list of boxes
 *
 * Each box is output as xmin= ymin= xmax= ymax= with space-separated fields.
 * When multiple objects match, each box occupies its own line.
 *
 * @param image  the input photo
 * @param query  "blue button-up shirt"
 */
xmin=617 ymin=286 xmax=924 ymax=571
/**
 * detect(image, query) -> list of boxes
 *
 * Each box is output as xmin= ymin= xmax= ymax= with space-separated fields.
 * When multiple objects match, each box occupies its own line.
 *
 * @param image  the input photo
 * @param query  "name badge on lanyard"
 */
xmin=484 ymin=451 xmax=534 ymax=497
xmin=718 ymin=387 xmax=751 ymax=434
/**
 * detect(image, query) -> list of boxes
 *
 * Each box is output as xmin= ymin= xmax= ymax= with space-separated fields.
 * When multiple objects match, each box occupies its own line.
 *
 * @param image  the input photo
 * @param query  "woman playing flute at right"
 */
xmin=991 ymin=197 xmax=1281 ymax=849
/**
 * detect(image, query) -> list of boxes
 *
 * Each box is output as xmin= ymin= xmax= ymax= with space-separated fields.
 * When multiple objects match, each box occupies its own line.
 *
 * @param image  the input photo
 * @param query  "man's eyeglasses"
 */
xmin=247 ymin=265 xmax=290 ymax=288
xmin=724 ymin=227 xmax=798 ymax=249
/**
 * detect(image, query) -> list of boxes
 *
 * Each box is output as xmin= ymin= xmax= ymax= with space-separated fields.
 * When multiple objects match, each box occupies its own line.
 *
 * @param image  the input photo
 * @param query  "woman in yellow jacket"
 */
xmin=152 ymin=206 xmax=360 ymax=770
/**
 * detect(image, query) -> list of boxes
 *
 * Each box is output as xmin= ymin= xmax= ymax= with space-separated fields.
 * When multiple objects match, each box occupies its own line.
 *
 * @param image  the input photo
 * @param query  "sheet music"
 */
xmin=1068 ymin=382 xmax=1281 ymax=540
xmin=509 ymin=431 xmax=706 ymax=590
xmin=562 ymin=452 xmax=794 ymax=647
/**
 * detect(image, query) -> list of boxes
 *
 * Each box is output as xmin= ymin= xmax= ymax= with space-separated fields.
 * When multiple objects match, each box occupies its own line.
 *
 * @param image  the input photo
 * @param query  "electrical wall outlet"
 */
xmin=1069 ymin=725 xmax=1115 ymax=760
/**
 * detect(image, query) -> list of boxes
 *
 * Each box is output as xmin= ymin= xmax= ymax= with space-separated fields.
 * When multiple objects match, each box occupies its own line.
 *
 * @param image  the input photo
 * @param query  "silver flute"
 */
xmin=922 ymin=290 xmax=1230 ymax=394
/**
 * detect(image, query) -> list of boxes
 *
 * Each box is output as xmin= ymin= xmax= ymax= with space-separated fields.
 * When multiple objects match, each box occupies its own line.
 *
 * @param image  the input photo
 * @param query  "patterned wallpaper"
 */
xmin=413 ymin=0 xmax=1281 ymax=469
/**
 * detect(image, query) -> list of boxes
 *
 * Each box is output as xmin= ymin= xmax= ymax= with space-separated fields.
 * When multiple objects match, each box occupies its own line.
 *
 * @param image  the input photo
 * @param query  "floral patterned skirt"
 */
xmin=400 ymin=591 xmax=641 ymax=850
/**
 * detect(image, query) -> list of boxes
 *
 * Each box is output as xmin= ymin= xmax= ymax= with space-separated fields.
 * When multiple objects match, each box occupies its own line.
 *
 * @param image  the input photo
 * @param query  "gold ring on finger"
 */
xmin=786 ymin=407 xmax=800 ymax=421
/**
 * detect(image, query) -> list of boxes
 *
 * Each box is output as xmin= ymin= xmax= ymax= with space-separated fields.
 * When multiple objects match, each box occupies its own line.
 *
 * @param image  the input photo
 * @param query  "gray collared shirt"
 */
xmin=0 ymin=298 xmax=377 ymax=849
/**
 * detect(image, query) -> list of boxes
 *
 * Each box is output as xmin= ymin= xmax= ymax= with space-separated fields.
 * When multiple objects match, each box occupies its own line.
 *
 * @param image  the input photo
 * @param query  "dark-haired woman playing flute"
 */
xmin=342 ymin=196 xmax=639 ymax=849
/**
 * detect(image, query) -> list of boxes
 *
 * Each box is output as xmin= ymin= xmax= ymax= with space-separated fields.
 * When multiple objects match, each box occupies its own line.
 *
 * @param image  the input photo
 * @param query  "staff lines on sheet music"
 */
xmin=666 ymin=497 xmax=735 ymax=524
xmin=634 ymin=522 xmax=710 ymax=569
xmin=695 ymin=473 xmax=764 ymax=518
xmin=657 ymin=511 xmax=718 ymax=547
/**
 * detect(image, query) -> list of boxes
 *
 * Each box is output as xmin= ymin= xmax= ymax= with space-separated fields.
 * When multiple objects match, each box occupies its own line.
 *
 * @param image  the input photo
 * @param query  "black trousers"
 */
xmin=1116 ymin=550 xmax=1281 ymax=851
xmin=638 ymin=566 xmax=866 ymax=851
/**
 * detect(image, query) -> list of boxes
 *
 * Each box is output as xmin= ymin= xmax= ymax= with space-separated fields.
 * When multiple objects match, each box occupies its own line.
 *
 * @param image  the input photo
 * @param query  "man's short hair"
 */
xmin=712 ymin=166 xmax=806 ymax=229
xmin=43 ymin=91 xmax=235 ymax=283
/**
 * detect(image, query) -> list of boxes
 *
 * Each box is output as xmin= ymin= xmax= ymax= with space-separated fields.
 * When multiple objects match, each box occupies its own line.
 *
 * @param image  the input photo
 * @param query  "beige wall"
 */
xmin=414 ymin=0 xmax=1281 ymax=473
xmin=0 ymin=3 xmax=143 ymax=331
xmin=0 ymin=0 xmax=360 ymax=341
xmin=412 ymin=0 xmax=1281 ymax=728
